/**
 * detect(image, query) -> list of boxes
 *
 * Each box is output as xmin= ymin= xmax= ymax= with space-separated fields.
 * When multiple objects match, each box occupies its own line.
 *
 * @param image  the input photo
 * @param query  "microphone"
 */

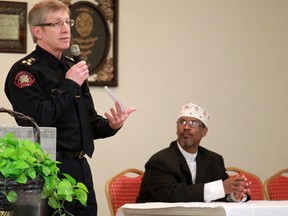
xmin=70 ymin=44 xmax=82 ymax=63
xmin=70 ymin=44 xmax=90 ymax=93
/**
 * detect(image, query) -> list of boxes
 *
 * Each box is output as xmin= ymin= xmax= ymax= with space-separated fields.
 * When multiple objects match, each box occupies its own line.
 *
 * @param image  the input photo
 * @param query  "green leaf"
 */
xmin=41 ymin=183 xmax=54 ymax=199
xmin=26 ymin=156 xmax=37 ymax=163
xmin=7 ymin=191 xmax=18 ymax=203
xmin=74 ymin=189 xmax=87 ymax=206
xmin=48 ymin=197 xmax=60 ymax=209
xmin=2 ymin=148 xmax=16 ymax=158
xmin=16 ymin=173 xmax=27 ymax=183
xmin=62 ymin=173 xmax=76 ymax=185
xmin=35 ymin=149 xmax=44 ymax=159
xmin=57 ymin=179 xmax=73 ymax=197
xmin=48 ymin=163 xmax=58 ymax=175
xmin=23 ymin=140 xmax=36 ymax=152
xmin=15 ymin=160 xmax=29 ymax=169
xmin=5 ymin=132 xmax=14 ymax=140
xmin=65 ymin=195 xmax=73 ymax=202
xmin=76 ymin=182 xmax=88 ymax=192
xmin=41 ymin=165 xmax=51 ymax=176
xmin=45 ymin=175 xmax=57 ymax=189
xmin=28 ymin=167 xmax=36 ymax=179
xmin=0 ymin=159 xmax=7 ymax=167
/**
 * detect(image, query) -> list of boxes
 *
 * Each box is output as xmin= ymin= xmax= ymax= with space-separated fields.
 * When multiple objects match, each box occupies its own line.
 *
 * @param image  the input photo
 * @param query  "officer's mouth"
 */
xmin=60 ymin=37 xmax=70 ymax=41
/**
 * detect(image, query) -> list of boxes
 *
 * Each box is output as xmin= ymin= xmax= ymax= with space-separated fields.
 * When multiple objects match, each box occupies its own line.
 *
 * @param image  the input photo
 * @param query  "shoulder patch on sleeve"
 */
xmin=14 ymin=71 xmax=35 ymax=88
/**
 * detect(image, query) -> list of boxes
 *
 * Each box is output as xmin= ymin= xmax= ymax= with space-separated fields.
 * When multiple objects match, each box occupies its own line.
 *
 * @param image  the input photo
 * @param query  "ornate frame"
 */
xmin=0 ymin=1 xmax=27 ymax=53
xmin=68 ymin=0 xmax=118 ymax=86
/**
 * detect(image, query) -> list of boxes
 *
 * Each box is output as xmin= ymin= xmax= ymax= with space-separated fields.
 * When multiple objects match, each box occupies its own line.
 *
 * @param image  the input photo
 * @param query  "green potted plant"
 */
xmin=0 ymin=132 xmax=88 ymax=216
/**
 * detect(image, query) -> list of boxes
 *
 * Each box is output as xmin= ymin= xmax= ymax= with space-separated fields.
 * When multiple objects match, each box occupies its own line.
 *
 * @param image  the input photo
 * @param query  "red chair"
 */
xmin=264 ymin=168 xmax=288 ymax=200
xmin=105 ymin=168 xmax=144 ymax=216
xmin=226 ymin=167 xmax=265 ymax=200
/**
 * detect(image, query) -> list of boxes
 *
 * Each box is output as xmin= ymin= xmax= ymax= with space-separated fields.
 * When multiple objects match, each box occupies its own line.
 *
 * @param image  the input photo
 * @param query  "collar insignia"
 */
xmin=64 ymin=56 xmax=74 ymax=62
xmin=21 ymin=58 xmax=36 ymax=66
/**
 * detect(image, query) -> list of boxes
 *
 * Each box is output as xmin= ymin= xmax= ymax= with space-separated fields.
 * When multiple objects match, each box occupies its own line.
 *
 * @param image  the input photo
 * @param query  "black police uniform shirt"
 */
xmin=5 ymin=45 xmax=118 ymax=157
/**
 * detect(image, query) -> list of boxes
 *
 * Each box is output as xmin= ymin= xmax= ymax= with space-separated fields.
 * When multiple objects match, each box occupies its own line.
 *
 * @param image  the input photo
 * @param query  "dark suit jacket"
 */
xmin=136 ymin=141 xmax=229 ymax=202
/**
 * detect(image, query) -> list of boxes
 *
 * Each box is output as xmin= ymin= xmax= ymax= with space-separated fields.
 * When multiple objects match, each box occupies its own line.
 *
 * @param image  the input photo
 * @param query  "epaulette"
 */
xmin=64 ymin=56 xmax=74 ymax=62
xmin=20 ymin=57 xmax=37 ymax=67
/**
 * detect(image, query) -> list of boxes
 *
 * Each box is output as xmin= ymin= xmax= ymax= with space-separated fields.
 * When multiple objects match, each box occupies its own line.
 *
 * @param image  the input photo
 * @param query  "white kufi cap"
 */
xmin=178 ymin=103 xmax=210 ymax=127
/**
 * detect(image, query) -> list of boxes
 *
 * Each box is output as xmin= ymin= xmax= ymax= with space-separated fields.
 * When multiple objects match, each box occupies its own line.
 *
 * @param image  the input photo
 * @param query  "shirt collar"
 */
xmin=35 ymin=45 xmax=63 ymax=67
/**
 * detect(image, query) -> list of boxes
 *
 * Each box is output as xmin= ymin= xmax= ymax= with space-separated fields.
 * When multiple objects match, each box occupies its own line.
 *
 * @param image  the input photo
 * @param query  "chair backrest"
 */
xmin=264 ymin=168 xmax=288 ymax=200
xmin=226 ymin=167 xmax=265 ymax=200
xmin=105 ymin=168 xmax=144 ymax=216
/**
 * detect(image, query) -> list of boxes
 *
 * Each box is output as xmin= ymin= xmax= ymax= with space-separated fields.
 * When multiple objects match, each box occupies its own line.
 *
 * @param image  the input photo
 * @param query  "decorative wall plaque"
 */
xmin=69 ymin=0 xmax=118 ymax=86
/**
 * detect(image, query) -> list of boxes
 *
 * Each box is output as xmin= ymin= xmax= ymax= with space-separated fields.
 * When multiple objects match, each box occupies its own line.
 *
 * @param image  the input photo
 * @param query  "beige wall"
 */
xmin=1 ymin=0 xmax=288 ymax=215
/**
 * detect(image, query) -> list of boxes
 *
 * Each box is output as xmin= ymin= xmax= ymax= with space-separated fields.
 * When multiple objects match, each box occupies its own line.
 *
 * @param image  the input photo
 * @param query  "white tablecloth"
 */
xmin=222 ymin=200 xmax=288 ymax=216
xmin=116 ymin=201 xmax=288 ymax=216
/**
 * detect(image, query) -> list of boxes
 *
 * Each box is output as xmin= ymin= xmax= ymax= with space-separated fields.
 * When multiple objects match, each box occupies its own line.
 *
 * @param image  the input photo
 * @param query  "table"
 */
xmin=116 ymin=201 xmax=288 ymax=216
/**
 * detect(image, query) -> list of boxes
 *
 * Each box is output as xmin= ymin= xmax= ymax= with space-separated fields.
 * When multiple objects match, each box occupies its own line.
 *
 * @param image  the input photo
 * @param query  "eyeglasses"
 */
xmin=35 ymin=19 xmax=75 ymax=28
xmin=177 ymin=119 xmax=205 ymax=128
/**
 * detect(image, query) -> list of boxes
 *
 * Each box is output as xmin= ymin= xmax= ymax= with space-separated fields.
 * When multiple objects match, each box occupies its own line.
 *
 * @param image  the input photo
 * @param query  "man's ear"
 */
xmin=32 ymin=26 xmax=42 ymax=40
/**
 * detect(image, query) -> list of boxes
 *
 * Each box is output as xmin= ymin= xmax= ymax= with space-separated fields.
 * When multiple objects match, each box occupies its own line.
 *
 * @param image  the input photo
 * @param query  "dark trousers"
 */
xmin=41 ymin=156 xmax=97 ymax=216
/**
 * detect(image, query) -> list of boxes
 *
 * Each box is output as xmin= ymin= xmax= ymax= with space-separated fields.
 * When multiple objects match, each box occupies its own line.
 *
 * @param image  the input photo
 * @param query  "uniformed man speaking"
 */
xmin=4 ymin=0 xmax=137 ymax=215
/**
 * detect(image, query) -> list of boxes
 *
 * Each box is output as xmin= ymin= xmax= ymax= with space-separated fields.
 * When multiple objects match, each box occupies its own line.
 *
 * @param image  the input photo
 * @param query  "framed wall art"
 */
xmin=0 ymin=1 xmax=27 ymax=53
xmin=68 ymin=0 xmax=119 ymax=86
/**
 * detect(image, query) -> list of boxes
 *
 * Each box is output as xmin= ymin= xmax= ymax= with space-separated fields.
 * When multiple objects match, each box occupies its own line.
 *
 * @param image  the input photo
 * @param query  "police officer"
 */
xmin=4 ymin=0 xmax=137 ymax=215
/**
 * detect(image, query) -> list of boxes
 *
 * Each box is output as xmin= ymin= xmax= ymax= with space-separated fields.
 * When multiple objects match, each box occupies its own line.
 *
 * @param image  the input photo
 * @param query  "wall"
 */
xmin=1 ymin=0 xmax=288 ymax=215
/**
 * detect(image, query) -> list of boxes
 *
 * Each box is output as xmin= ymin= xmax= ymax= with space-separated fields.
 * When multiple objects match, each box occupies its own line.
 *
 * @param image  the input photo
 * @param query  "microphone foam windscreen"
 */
xmin=70 ymin=44 xmax=80 ymax=56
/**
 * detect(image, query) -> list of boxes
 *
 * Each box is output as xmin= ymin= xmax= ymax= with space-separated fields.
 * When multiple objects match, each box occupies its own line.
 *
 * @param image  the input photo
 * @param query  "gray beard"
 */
xmin=179 ymin=139 xmax=194 ymax=148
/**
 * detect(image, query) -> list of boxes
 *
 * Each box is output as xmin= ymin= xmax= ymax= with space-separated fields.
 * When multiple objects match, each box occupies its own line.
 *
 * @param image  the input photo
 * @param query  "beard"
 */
xmin=178 ymin=135 xmax=194 ymax=147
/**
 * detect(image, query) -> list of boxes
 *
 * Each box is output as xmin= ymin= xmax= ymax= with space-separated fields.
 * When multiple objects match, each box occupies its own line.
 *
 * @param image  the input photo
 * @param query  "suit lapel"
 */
xmin=195 ymin=148 xmax=208 ymax=183
xmin=171 ymin=141 xmax=192 ymax=182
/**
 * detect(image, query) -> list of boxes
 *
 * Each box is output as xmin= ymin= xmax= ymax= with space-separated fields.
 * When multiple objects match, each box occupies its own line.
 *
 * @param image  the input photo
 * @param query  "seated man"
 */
xmin=137 ymin=102 xmax=250 ymax=203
